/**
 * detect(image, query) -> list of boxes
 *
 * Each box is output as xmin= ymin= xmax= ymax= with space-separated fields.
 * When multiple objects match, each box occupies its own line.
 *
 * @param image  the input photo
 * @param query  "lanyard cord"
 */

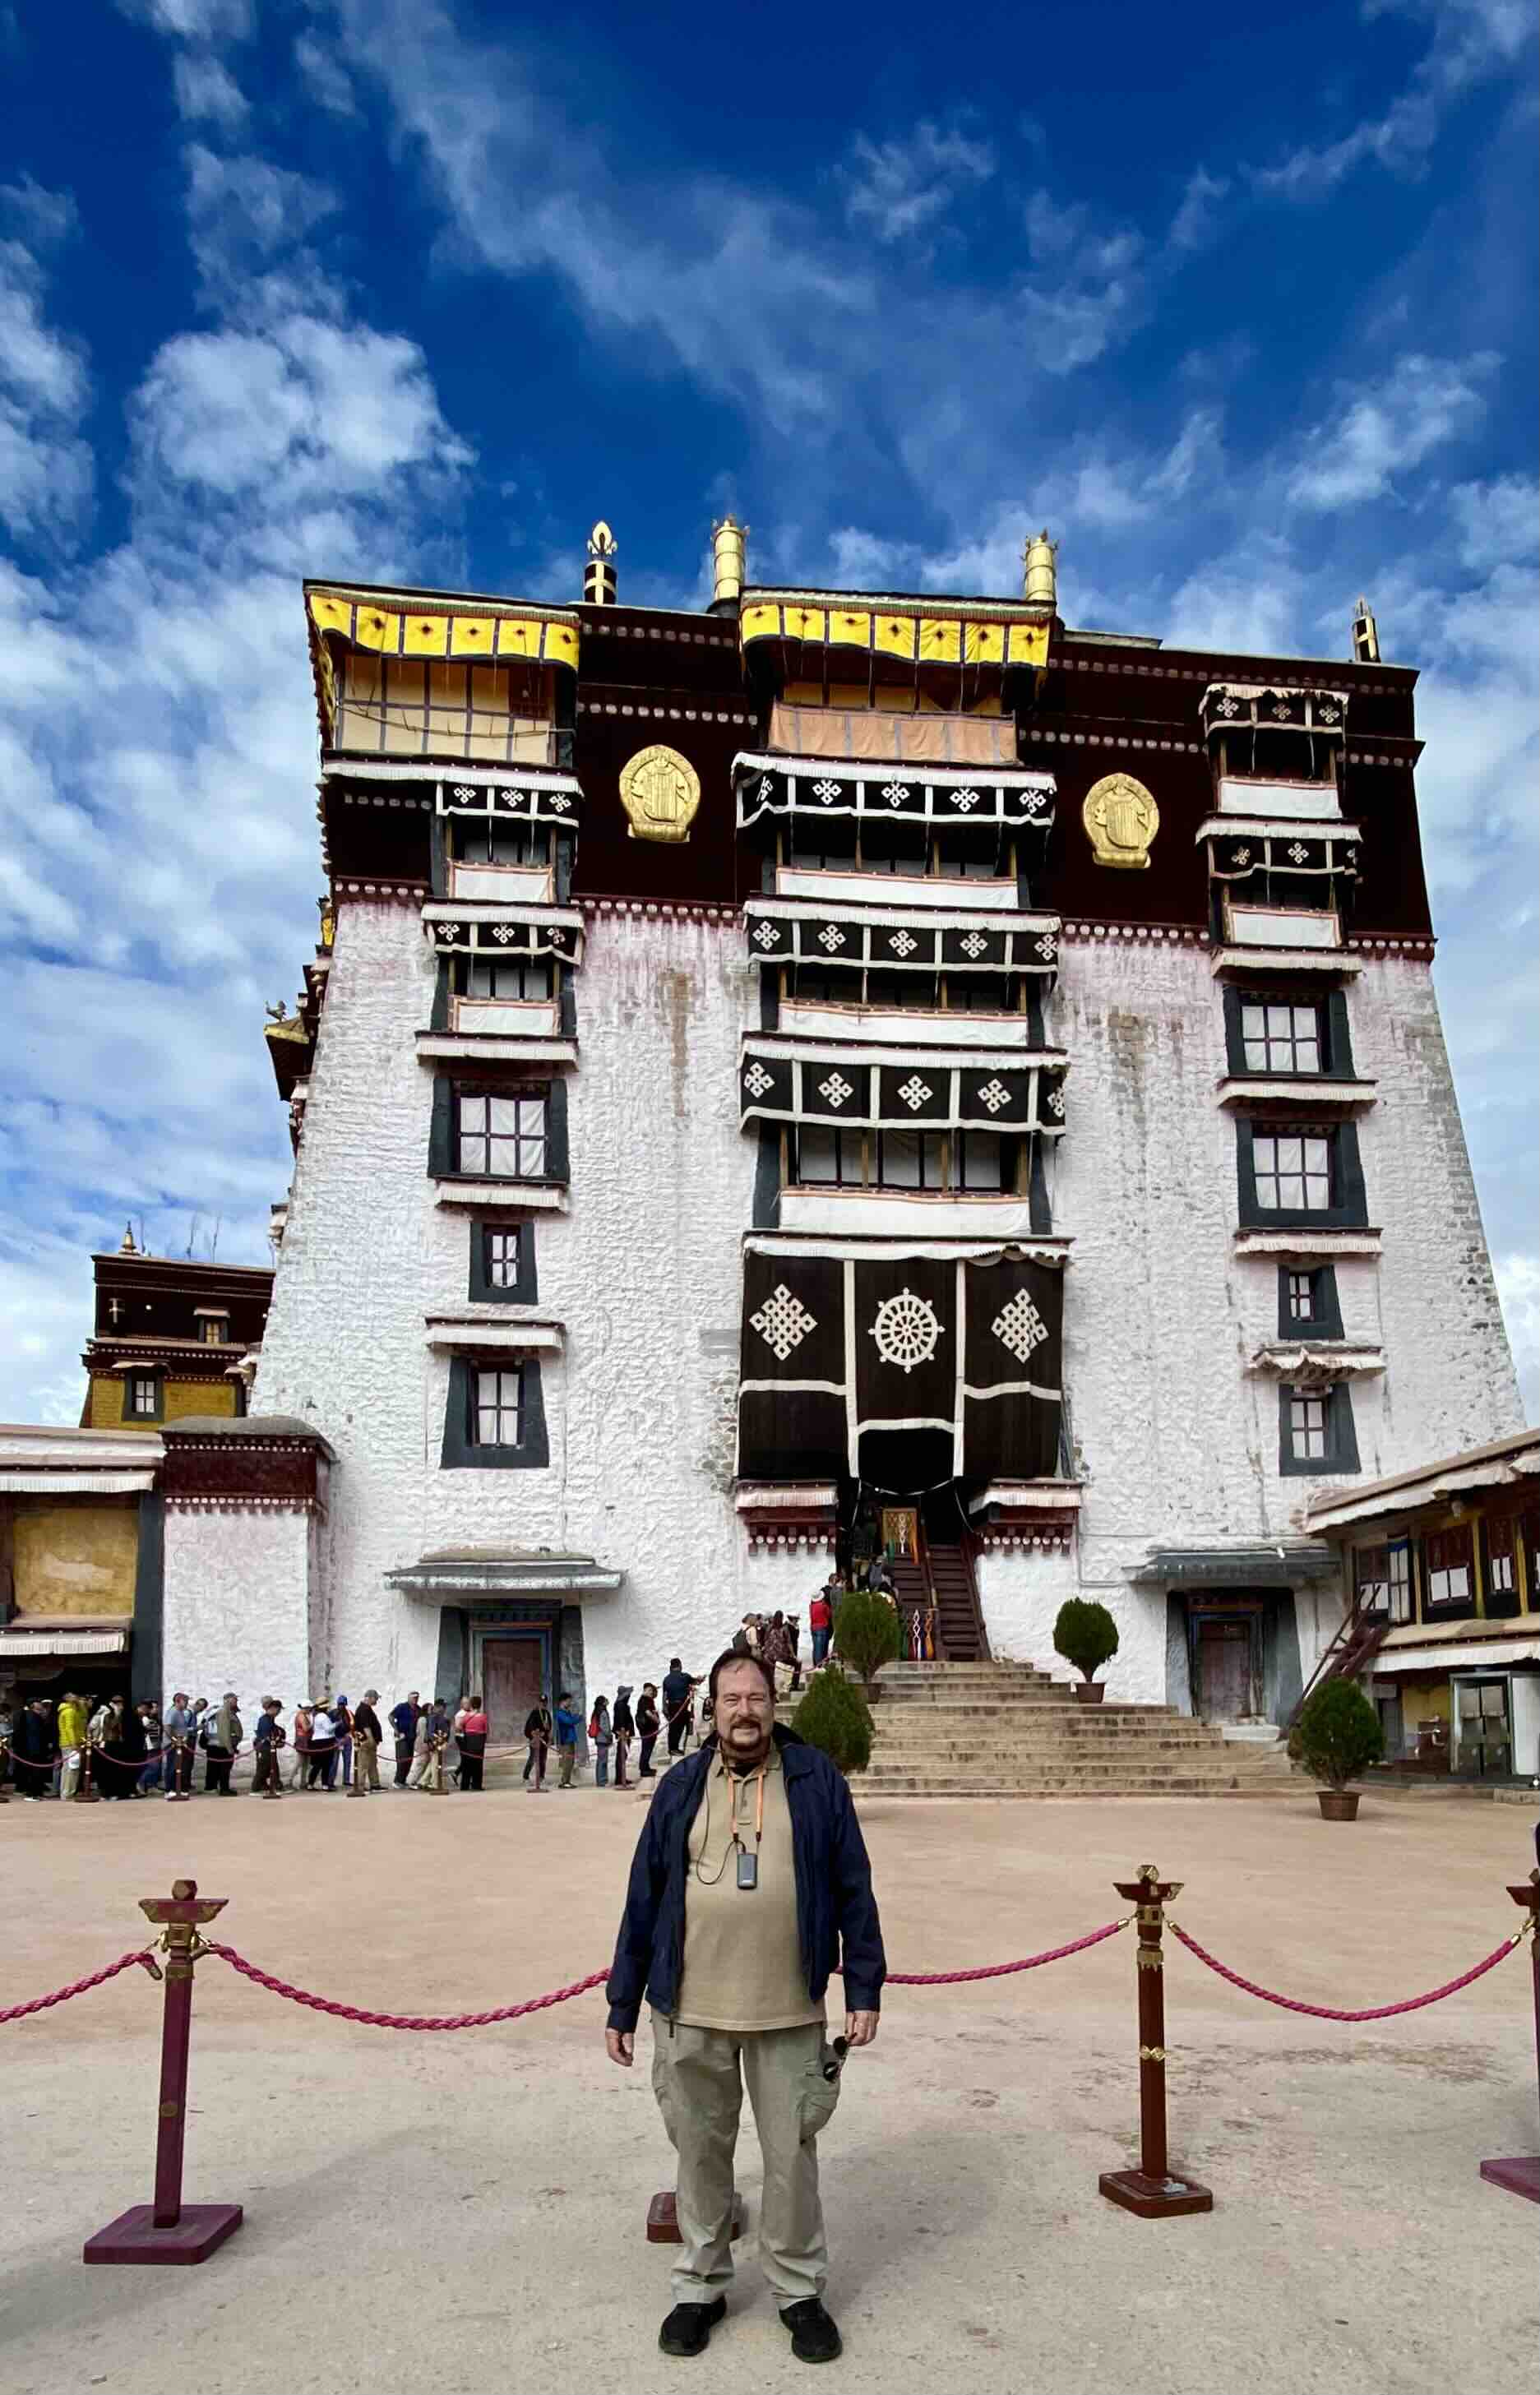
xmin=692 ymin=1764 xmax=766 ymax=1885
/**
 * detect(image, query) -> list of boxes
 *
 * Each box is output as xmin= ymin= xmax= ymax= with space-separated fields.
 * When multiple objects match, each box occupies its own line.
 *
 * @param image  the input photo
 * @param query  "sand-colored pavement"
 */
xmin=0 ymin=1783 xmax=1535 ymax=2395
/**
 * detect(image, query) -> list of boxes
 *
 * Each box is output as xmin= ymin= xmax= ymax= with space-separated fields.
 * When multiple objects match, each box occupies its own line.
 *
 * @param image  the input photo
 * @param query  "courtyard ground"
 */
xmin=0 ymin=1784 xmax=1535 ymax=2395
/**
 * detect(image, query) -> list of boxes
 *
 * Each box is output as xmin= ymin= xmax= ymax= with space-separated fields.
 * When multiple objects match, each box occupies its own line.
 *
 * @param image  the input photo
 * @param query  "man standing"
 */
xmin=352 ymin=1690 xmax=384 ymax=1793
xmin=58 ymin=1690 xmax=88 ymax=1800
xmin=636 ymin=1684 xmax=660 ymax=1778
xmin=605 ymin=1649 xmax=885 ymax=2365
xmin=524 ymin=1696 xmax=553 ymax=1792
xmin=660 ymin=1658 xmax=696 ymax=1759
xmin=164 ymin=1691 xmax=197 ymax=1801
xmin=553 ymin=1691 xmax=580 ymax=1789
xmin=390 ymin=1690 xmax=420 ymax=1787
xmin=809 ymin=1579 xmax=838 ymax=1668
xmin=252 ymin=1699 xmax=285 ymax=1798
xmin=12 ymin=1699 xmax=56 ymax=1800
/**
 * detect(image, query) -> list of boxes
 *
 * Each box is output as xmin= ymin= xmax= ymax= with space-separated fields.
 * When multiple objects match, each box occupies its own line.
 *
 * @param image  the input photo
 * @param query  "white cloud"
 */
xmin=118 ymin=0 xmax=252 ymax=38
xmin=1168 ymin=165 xmax=1230 ymax=252
xmin=841 ymin=121 xmax=994 ymax=244
xmin=183 ymin=146 xmax=339 ymax=308
xmin=0 ymin=205 xmax=93 ymax=543
xmin=172 ymin=49 xmax=247 ymax=126
xmin=294 ymin=30 xmax=358 ymax=118
xmin=1283 ymin=351 xmax=1496 ymax=510
xmin=1448 ymin=473 xmax=1538 ymax=569
xmin=1493 ymin=1252 xmax=1540 ymax=1420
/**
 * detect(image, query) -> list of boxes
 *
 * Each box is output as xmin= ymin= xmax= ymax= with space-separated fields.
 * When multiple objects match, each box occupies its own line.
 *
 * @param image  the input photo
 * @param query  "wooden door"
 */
xmin=482 ymin=1639 xmax=543 ymax=1748
xmin=1197 ymin=1622 xmax=1250 ymax=1722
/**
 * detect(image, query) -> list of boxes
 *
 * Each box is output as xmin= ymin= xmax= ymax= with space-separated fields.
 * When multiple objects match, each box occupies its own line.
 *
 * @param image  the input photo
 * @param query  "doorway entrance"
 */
xmin=1195 ymin=1620 xmax=1252 ymax=1722
xmin=481 ymin=1638 xmax=544 ymax=1749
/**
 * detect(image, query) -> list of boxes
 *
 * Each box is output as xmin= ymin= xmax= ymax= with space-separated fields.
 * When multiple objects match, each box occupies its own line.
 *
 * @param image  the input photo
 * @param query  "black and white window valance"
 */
xmin=740 ymin=1043 xmax=1067 ymax=1135
xmin=745 ymin=904 xmax=1060 ymax=978
xmin=738 ymin=1247 xmax=1064 ymax=1482
xmin=423 ymin=908 xmax=584 ymax=963
xmin=734 ymin=751 xmax=1056 ymax=836
xmin=436 ymin=772 xmax=583 ymax=829
xmin=1200 ymin=686 xmax=1349 ymax=738
xmin=1204 ymin=828 xmax=1361 ymax=885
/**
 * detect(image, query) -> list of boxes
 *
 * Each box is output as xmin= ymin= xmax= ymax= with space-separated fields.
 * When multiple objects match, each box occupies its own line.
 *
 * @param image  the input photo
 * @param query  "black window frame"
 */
xmin=469 ymin=1218 xmax=538 ymax=1304
xmin=873 ymin=1127 xmax=947 ymax=1191
xmin=1421 ymin=1523 xmax=1476 ymax=1616
xmin=1278 ymin=1380 xmax=1360 ymax=1477
xmin=1480 ymin=1514 xmax=1522 ymax=1621
xmin=1223 ymin=985 xmax=1353 ymax=1080
xmin=452 ymin=818 xmax=552 ymax=869
xmin=441 ymin=1353 xmax=549 ymax=1470
xmin=124 ymin=1371 xmax=164 ymax=1423
xmin=1237 ymin=1117 xmax=1367 ymax=1230
xmin=1276 ymin=1265 xmax=1343 ymax=1338
xmin=457 ymin=953 xmax=557 ymax=1004
xmin=794 ymin=1124 xmax=865 ymax=1186
xmin=428 ymin=1075 xmax=569 ymax=1186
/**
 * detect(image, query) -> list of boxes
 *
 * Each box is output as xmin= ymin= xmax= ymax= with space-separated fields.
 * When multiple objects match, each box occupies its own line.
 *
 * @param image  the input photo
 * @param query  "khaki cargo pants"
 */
xmin=650 ymin=2013 xmax=839 ymax=2307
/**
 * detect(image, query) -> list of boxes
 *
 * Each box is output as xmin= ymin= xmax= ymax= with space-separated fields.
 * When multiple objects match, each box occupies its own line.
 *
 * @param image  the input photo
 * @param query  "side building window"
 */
xmin=126 ymin=1371 xmax=162 ymax=1421
xmin=441 ymin=1354 xmax=549 ymax=1469
xmin=1279 ymin=1381 xmax=1359 ymax=1476
xmin=469 ymin=1219 xmax=537 ymax=1303
xmin=1353 ymin=1537 xmax=1412 ymax=1623
xmin=1481 ymin=1515 xmax=1522 ymax=1621
xmin=429 ymin=1078 xmax=567 ymax=1186
xmin=1238 ymin=1119 xmax=1367 ymax=1229
xmin=1277 ymin=1265 xmax=1343 ymax=1337
xmin=1224 ymin=987 xmax=1353 ymax=1080
xmin=1422 ymin=1523 xmax=1474 ymax=1614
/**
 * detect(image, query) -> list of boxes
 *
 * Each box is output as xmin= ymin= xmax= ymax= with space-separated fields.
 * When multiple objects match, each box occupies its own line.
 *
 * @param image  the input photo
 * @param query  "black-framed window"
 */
xmin=1481 ymin=1514 xmax=1522 ymax=1621
xmin=1422 ymin=1523 xmax=1474 ymax=1615
xmin=1519 ymin=1507 xmax=1539 ymax=1614
xmin=860 ymin=821 xmax=929 ymax=875
xmin=1279 ymin=1381 xmax=1359 ymax=1476
xmin=197 ymin=1318 xmax=228 ymax=1346
xmin=1353 ymin=1537 xmax=1411 ymax=1622
xmin=456 ymin=820 xmax=550 ymax=867
xmin=1237 ymin=1118 xmax=1367 ymax=1229
xmin=469 ymin=1219 xmax=538 ymax=1303
xmin=869 ymin=969 xmax=940 ymax=1009
xmin=441 ymin=1353 xmax=549 ymax=1470
xmin=1277 ymin=1265 xmax=1343 ymax=1338
xmin=125 ymin=1371 xmax=162 ymax=1421
xmin=947 ymin=973 xmax=1012 ymax=1011
xmin=457 ymin=1090 xmax=547 ymax=1177
xmin=788 ymin=823 xmax=857 ymax=871
xmin=872 ymin=1129 xmax=947 ymax=1188
xmin=1223 ymin=986 xmax=1353 ymax=1080
xmin=933 ymin=830 xmax=1004 ymax=881
xmin=461 ymin=955 xmax=553 ymax=1001
xmin=790 ymin=966 xmax=854 ymax=1003
xmin=955 ymin=1130 xmax=1006 ymax=1191
xmin=796 ymin=1125 xmax=864 ymax=1185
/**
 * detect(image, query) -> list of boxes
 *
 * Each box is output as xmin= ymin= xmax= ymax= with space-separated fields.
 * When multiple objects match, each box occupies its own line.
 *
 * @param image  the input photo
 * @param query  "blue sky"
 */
xmin=2 ymin=0 xmax=1536 ymax=1422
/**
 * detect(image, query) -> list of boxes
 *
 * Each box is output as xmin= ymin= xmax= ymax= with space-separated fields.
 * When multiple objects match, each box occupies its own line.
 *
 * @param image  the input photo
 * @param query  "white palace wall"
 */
xmin=238 ymin=902 xmax=1522 ymax=1719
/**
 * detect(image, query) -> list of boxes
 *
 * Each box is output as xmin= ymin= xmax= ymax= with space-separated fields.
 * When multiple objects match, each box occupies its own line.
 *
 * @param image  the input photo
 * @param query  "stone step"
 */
xmin=858 ymin=1779 xmax=1293 ymax=1798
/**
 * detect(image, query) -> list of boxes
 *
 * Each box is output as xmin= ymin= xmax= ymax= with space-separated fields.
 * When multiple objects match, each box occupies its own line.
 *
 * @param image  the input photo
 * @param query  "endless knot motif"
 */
xmin=1288 ymin=843 xmax=1309 ymax=864
xmin=895 ymin=1075 xmax=933 ymax=1112
xmin=816 ymin=924 xmax=846 ymax=952
xmin=1343 ymin=845 xmax=1358 ymax=867
xmin=992 ymin=1289 xmax=1048 ymax=1365
xmin=743 ymin=1061 xmax=775 ymax=1100
xmin=882 ymin=782 xmax=912 ymax=807
xmin=812 ymin=779 xmax=842 ymax=803
xmin=1215 ymin=696 xmax=1240 ymax=718
xmin=1045 ymin=1083 xmax=1066 ymax=1119
xmin=752 ymin=919 xmax=780 ymax=950
xmin=1318 ymin=701 xmax=1340 ymax=724
xmin=1022 ymin=788 xmax=1046 ymax=812
xmin=1035 ymin=933 xmax=1058 ymax=961
xmin=960 ymin=932 xmax=989 ymax=959
xmin=950 ymin=788 xmax=980 ymax=811
xmin=496 ymin=787 xmax=520 ymax=808
xmin=454 ymin=785 xmax=476 ymax=800
xmin=758 ymin=775 xmax=775 ymax=802
xmin=434 ymin=923 xmax=457 ymax=943
xmin=751 ymin=1283 xmax=817 ymax=1362
xmin=869 ymin=1286 xmax=942 ymax=1375
xmin=976 ymin=1077 xmax=1011 ymax=1115
xmin=548 ymin=793 xmax=571 ymax=812
xmin=1232 ymin=846 xmax=1252 ymax=868
xmin=818 ymin=1072 xmax=855 ymax=1109
xmin=888 ymin=929 xmax=918 ymax=958
xmin=492 ymin=924 xmax=516 ymax=944
xmin=1272 ymin=698 xmax=1295 ymax=719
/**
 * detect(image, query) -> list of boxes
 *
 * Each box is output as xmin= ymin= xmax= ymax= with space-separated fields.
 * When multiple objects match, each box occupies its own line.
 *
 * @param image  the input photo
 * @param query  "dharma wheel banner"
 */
xmin=738 ymin=1250 xmax=1063 ymax=1483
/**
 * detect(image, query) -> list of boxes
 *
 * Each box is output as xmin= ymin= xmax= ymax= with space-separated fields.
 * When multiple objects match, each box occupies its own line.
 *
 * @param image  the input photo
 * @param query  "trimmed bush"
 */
xmin=834 ymin=1588 xmax=903 ymax=1693
xmin=1293 ymin=1677 xmax=1385 ymax=1790
xmin=792 ymin=1667 xmax=873 ymax=1776
xmin=1052 ymin=1597 xmax=1119 ymax=1684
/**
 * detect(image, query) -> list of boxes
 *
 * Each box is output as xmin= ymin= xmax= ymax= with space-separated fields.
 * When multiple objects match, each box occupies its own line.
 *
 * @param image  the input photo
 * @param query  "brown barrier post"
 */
xmin=1479 ymin=1866 xmax=1540 ymax=2204
xmin=83 ymin=1878 xmax=243 ymax=2264
xmin=72 ymin=1735 xmax=99 ymax=1805
xmin=1099 ymin=1862 xmax=1213 ymax=2219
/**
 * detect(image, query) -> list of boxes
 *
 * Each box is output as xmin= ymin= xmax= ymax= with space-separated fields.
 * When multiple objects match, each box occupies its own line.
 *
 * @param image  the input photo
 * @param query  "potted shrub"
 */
xmin=832 ymin=1588 xmax=902 ymax=1700
xmin=1293 ymin=1677 xmax=1385 ymax=1819
xmin=791 ymin=1667 xmax=874 ymax=1777
xmin=1053 ymin=1598 xmax=1119 ymax=1704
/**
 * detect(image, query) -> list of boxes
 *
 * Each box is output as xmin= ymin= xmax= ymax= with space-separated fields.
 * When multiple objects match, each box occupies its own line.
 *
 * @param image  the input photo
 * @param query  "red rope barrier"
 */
xmin=885 ymin=1917 xmax=1130 ymax=1983
xmin=1170 ymin=1921 xmax=1528 ymax=2022
xmin=0 ymin=1949 xmax=161 ymax=2025
xmin=206 ymin=1945 xmax=610 ymax=2029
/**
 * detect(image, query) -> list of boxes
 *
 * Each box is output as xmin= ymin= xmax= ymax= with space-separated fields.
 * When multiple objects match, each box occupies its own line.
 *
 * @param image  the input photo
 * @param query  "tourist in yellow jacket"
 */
xmin=57 ymin=1692 xmax=88 ymax=1800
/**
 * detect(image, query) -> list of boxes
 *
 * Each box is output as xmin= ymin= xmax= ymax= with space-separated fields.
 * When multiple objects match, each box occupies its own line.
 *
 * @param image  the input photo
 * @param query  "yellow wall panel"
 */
xmin=830 ymin=611 xmax=871 ymax=649
xmin=163 ymin=1379 xmax=238 ymax=1422
xmin=740 ymin=603 xmax=781 ymax=643
xmin=1007 ymin=622 xmax=1051 ymax=667
xmin=404 ymin=613 xmax=449 ymax=656
xmin=543 ymin=622 xmax=580 ymax=669
xmin=919 ymin=618 xmax=961 ymax=662
xmin=449 ymin=616 xmax=495 ymax=656
xmin=354 ymin=607 xmax=400 ymax=653
xmin=13 ymin=1501 xmax=137 ymax=1617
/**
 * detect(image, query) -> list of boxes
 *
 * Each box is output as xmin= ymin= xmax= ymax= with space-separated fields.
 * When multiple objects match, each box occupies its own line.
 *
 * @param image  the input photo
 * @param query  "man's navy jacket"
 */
xmin=605 ymin=1726 xmax=886 ymax=2033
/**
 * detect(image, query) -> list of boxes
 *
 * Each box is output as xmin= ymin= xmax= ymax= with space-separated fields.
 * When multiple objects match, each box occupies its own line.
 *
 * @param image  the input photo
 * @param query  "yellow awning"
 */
xmin=742 ymin=597 xmax=1048 ymax=672
xmin=308 ymin=590 xmax=580 ymax=669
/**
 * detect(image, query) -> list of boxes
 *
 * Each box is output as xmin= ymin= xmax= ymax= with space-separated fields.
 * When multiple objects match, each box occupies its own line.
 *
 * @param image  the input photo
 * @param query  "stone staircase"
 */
xmin=839 ymin=1660 xmax=1297 ymax=1798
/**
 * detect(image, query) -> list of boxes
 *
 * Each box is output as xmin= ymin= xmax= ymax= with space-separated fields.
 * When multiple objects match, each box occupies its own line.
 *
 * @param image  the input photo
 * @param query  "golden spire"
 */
xmin=119 ymin=1223 xmax=137 ymax=1254
xmin=711 ymin=515 xmax=747 ymax=610
xmin=1023 ymin=529 xmax=1058 ymax=609
xmin=1352 ymin=595 xmax=1380 ymax=663
xmin=585 ymin=521 xmax=617 ymax=605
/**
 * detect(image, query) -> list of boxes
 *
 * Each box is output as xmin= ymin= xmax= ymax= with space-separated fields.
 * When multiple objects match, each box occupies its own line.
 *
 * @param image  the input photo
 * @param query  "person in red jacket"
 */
xmin=808 ymin=1579 xmax=838 ymax=1668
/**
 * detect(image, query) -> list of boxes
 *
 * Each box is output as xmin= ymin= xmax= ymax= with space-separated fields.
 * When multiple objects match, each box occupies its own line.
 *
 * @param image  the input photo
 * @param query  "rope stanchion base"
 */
xmin=646 ymin=2189 xmax=746 ymax=2245
xmin=84 ymin=2203 xmax=243 ymax=2267
xmin=1098 ymin=2167 xmax=1213 ymax=2220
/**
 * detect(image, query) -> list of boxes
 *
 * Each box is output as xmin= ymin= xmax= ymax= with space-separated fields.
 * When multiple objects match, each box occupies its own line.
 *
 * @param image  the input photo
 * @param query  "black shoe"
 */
xmin=659 ymin=2296 xmax=727 ymax=2357
xmin=780 ymin=2299 xmax=842 ymax=2364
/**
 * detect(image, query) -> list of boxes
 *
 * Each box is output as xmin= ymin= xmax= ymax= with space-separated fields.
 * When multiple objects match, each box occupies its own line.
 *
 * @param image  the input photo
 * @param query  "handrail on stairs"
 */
xmin=1285 ymin=1593 xmax=1389 ymax=1732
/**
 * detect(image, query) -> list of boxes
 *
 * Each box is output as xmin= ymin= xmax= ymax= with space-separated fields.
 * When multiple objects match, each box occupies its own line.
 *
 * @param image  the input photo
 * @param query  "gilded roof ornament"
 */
xmin=1023 ymin=529 xmax=1057 ymax=609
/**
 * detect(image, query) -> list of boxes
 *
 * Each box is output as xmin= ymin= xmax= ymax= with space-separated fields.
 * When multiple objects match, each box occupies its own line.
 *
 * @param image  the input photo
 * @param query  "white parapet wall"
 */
xmin=161 ymin=1502 xmax=314 ymax=1710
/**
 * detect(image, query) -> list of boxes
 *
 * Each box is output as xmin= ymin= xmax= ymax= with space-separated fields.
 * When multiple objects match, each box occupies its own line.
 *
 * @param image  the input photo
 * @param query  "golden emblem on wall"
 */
xmin=1083 ymin=772 xmax=1159 ymax=870
xmin=618 ymin=744 xmax=701 ymax=844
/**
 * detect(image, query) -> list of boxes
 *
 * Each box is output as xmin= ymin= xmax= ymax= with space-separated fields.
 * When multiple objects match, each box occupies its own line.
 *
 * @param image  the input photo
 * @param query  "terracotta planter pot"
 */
xmin=1072 ymin=1681 xmax=1107 ymax=1705
xmin=1316 ymin=1788 xmax=1360 ymax=1821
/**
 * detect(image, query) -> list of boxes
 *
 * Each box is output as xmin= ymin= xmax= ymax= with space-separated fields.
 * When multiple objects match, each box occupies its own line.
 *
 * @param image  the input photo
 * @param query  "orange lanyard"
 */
xmin=728 ymin=1765 xmax=766 ymax=1854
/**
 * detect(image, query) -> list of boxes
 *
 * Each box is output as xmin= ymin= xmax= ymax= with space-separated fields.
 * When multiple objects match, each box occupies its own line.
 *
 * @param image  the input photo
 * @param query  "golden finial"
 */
xmin=119 ymin=1223 xmax=137 ymax=1254
xmin=585 ymin=521 xmax=617 ymax=604
xmin=711 ymin=515 xmax=747 ymax=610
xmin=1351 ymin=595 xmax=1380 ymax=663
xmin=1023 ymin=529 xmax=1058 ymax=609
